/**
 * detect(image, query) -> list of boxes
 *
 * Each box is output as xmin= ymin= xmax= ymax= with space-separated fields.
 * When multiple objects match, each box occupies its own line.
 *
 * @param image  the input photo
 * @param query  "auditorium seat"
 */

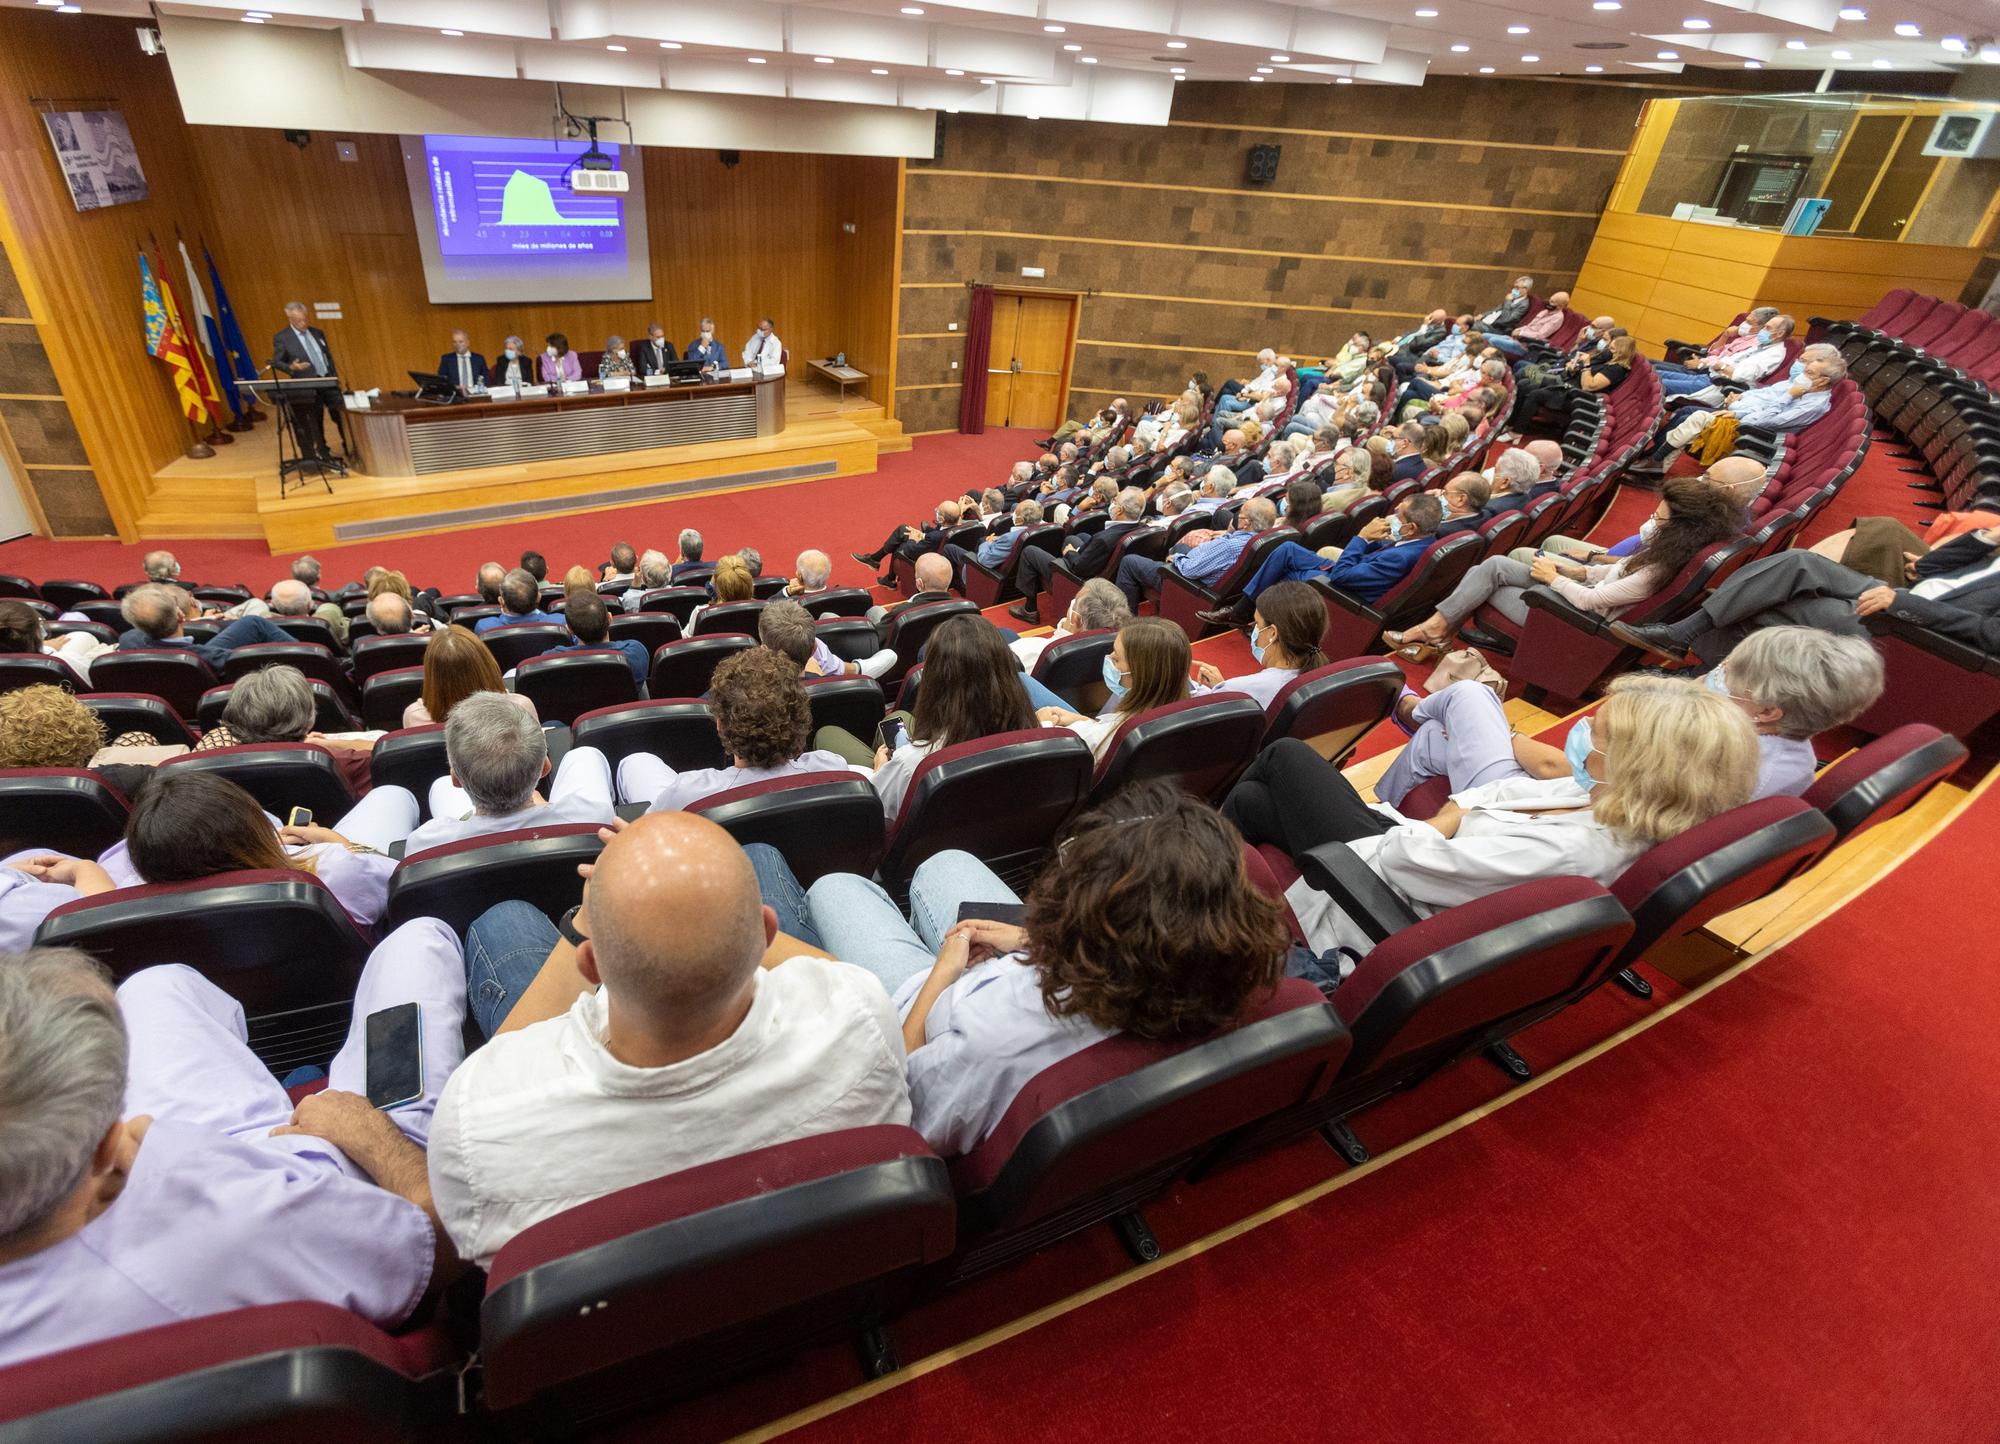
xmin=693 ymin=600 xmax=766 ymax=638
xmin=878 ymin=729 xmax=1093 ymax=902
xmin=1029 ymin=627 xmax=1115 ymax=713
xmin=75 ymin=599 xmax=128 ymax=630
xmin=46 ymin=619 xmax=118 ymax=648
xmin=80 ymin=692 xmax=199 ymax=747
xmin=388 ymin=823 xmax=605 ymax=927
xmin=514 ymin=650 xmax=640 ymax=725
xmin=197 ymin=678 xmax=361 ymax=735
xmin=572 ymin=698 xmax=726 ymax=772
xmin=349 ymin=632 xmax=431 ymax=684
xmin=1258 ymin=657 xmax=1406 ymax=760
xmin=90 ymin=650 xmax=217 ymax=720
xmin=368 ymin=725 xmax=448 ymax=819
xmin=1802 ymin=724 xmax=1967 ymax=850
xmin=1851 ymin=611 xmax=2000 ymax=739
xmin=37 ymin=871 xmax=373 ymax=1073
xmin=0 ymin=768 xmax=131 ymax=857
xmin=648 ymin=635 xmax=753 ymax=699
xmin=799 ymin=586 xmax=875 ymax=619
xmin=1313 ymin=531 xmax=1483 ymax=660
xmin=803 ymin=674 xmax=888 ymax=747
xmin=637 ymin=586 xmax=707 ymax=624
xmin=1088 ymin=694 xmax=1268 ymax=805
xmin=878 ymin=598 xmax=980 ymax=687
xmin=360 ymin=667 xmax=425 ymax=732
xmin=192 ymin=586 xmax=250 ymax=609
xmin=964 ymin=523 xmax=1063 ymax=608
xmin=219 ymin=641 xmax=354 ymax=696
xmin=753 ymin=575 xmax=790 ymax=601
xmin=35 ymin=579 xmax=108 ymax=612
xmin=1158 ymin=526 xmax=1299 ymax=641
xmin=0 ymin=653 xmax=84 ymax=695
xmin=448 ymin=604 xmax=502 ymax=630
xmin=608 ymin=611 xmax=682 ymax=657
xmin=814 ymin=616 xmax=885 ymax=663
xmin=893 ymin=521 xmax=985 ymax=594
xmin=1043 ymin=526 xmax=1168 ymax=621
xmin=944 ymin=977 xmax=1346 ymax=1283
xmin=479 ymin=1127 xmax=954 ymax=1437
xmin=1197 ymin=875 xmax=1634 ymax=1171
xmin=480 ymin=622 xmax=570 ymax=673
xmin=687 ymin=774 xmax=887 ymax=885
xmin=160 ymin=742 xmax=358 ymax=822
xmin=273 ymin=617 xmax=343 ymax=653
xmin=0 ymin=1302 xmax=454 ymax=1444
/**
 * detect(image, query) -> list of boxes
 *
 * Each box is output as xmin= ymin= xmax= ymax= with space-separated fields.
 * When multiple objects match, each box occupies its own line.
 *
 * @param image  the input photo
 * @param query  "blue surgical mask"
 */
xmin=1386 ymin=515 xmax=1405 ymax=543
xmin=1703 ymin=665 xmax=1730 ymax=696
xmin=503 ymin=347 xmax=518 ymax=359
xmin=1249 ymin=625 xmax=1268 ymax=664
xmin=1754 ymin=328 xmax=1770 ymax=346
xmin=1564 ymin=717 xmax=1601 ymax=791
xmin=1788 ymin=360 xmax=1806 ymax=381
xmin=1101 ymin=655 xmax=1127 ymax=698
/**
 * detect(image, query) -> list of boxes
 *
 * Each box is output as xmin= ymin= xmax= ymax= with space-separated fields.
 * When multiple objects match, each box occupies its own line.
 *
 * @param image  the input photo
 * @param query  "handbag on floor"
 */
xmin=1426 ymin=647 xmax=1506 ymax=702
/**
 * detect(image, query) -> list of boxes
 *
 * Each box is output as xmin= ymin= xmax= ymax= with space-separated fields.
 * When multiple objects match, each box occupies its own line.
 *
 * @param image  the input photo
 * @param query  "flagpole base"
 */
xmin=204 ymin=429 xmax=235 ymax=446
xmin=186 ymin=441 xmax=215 ymax=459
xmin=226 ymin=420 xmax=252 ymax=434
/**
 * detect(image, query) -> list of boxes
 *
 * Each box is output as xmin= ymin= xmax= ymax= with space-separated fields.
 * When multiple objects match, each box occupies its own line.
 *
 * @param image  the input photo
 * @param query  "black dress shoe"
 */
xmin=1006 ymin=603 xmax=1041 ymax=625
xmin=850 ymin=550 xmax=882 ymax=568
xmin=1457 ymin=624 xmax=1516 ymax=656
xmin=1606 ymin=620 xmax=1689 ymax=661
xmin=1196 ymin=604 xmax=1250 ymax=630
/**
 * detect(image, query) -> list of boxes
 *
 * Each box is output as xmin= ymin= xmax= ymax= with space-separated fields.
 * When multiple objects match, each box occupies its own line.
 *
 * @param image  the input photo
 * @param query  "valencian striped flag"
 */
xmin=140 ymin=250 xmax=212 ymax=428
xmin=150 ymin=244 xmax=225 ymax=422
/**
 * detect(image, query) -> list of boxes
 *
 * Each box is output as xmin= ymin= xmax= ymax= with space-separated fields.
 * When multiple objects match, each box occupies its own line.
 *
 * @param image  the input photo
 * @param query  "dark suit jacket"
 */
xmin=1436 ymin=513 xmax=1485 ymax=538
xmin=685 ymin=338 xmax=727 ymax=371
xmin=491 ymin=352 xmax=537 ymax=388
xmin=272 ymin=325 xmax=337 ymax=379
xmin=1391 ymin=454 xmax=1426 ymax=484
xmin=1481 ymin=491 xmax=1530 ymax=518
xmin=1890 ymin=535 xmax=2000 ymax=654
xmin=1066 ymin=520 xmax=1145 ymax=579
xmin=634 ymin=338 xmax=678 ymax=376
xmin=882 ymin=588 xmax=958 ymax=626
xmin=436 ymin=351 xmax=489 ymax=389
xmin=671 ymin=561 xmax=715 ymax=586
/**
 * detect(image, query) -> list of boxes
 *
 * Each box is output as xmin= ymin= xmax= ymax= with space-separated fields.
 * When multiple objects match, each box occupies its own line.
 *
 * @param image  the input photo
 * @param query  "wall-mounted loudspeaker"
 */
xmin=1245 ymin=143 xmax=1281 ymax=184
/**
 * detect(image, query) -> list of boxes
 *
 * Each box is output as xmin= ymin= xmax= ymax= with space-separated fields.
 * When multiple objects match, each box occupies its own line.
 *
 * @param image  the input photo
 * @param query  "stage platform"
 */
xmin=138 ymin=387 xmax=906 ymax=553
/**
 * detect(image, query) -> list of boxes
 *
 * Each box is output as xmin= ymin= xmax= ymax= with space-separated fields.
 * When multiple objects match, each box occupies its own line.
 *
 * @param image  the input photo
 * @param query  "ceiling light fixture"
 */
xmin=1744 ymin=59 xmax=1762 ymax=67
xmin=606 ymin=43 xmax=626 ymax=51
xmin=1837 ymin=6 xmax=1866 ymax=18
xmin=659 ymin=40 xmax=679 ymax=48
xmin=1335 ymin=76 xmax=1353 ymax=84
xmin=1521 ymin=52 xmax=1539 ymax=61
xmin=1507 ymin=25 xmax=1529 ymax=34
xmin=813 ymin=55 xmax=834 ymax=62
xmin=1042 ymin=23 xmax=1064 ymax=32
xmin=945 ymin=67 xmax=963 ymax=74
xmin=1449 ymin=42 xmax=1470 ymax=51
xmin=1080 ymin=55 xmax=1097 ymax=63
xmin=1271 ymin=53 xmax=1290 ymax=62
xmin=240 ymin=14 xmax=265 ymax=20
xmin=1170 ymin=66 xmax=1185 ymax=73
xmin=1871 ymin=56 xmax=1893 ymax=66
xmin=748 ymin=55 xmax=766 ymax=63
xmin=1414 ymin=8 xmax=1439 ymax=17
xmin=1249 ymin=74 xmax=1264 ymax=81
xmin=1062 ymin=43 xmax=1080 ymax=51
xmin=1683 ymin=18 xmax=1709 ymax=29
xmin=979 ymin=77 xmax=996 ymax=83
xmin=441 ymin=27 xmax=462 ymax=35
xmin=900 ymin=5 xmax=924 ymax=13
xmin=871 ymin=66 xmax=888 ymax=74
xmin=1257 ymin=66 xmax=1274 ymax=73
xmin=1940 ymin=37 xmax=1967 ymax=52
xmin=1831 ymin=48 xmax=1851 ymax=59
xmin=55 ymin=6 xmax=80 ymax=13
xmin=1165 ymin=39 xmax=1186 ymax=49
xmin=1894 ymin=22 xmax=1920 ymax=37
xmin=1584 ymin=63 xmax=1604 ymax=71
xmin=1592 ymin=1 xmax=1621 ymax=9
xmin=1784 ymin=38 xmax=1807 ymax=49
xmin=1478 ymin=64 xmax=1494 ymax=72
xmin=1657 ymin=50 xmax=1678 ymax=59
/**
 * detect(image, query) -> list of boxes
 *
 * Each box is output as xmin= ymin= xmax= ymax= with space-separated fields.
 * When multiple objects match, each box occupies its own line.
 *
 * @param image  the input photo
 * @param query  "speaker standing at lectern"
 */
xmin=271 ymin=301 xmax=339 ymax=459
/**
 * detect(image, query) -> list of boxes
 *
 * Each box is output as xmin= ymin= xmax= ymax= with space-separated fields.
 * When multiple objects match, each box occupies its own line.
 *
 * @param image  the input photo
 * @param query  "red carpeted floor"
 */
xmin=0 ymin=428 xmax=1042 ymax=592
xmin=781 ymin=779 xmax=2000 ymax=1444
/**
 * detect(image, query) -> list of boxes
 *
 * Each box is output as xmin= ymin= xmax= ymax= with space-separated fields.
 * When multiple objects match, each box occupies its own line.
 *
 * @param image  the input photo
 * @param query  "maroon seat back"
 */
xmin=802 ymin=674 xmax=886 ymax=743
xmin=349 ymin=632 xmax=431 ymax=684
xmin=607 ymin=611 xmax=682 ymax=656
xmin=159 ymin=741 xmax=357 ymax=821
xmin=0 ymin=653 xmax=84 ymax=695
xmin=360 ymin=666 xmax=425 ymax=731
xmin=799 ymin=586 xmax=875 ymax=619
xmin=0 ymin=768 xmax=131 ymax=857
xmin=692 ymin=600 xmax=767 ymax=638
xmin=646 ymin=635 xmax=753 ymax=700
xmin=1089 ymin=693 xmax=1269 ymax=804
xmin=1029 ymin=627 xmax=1116 ymax=713
xmin=880 ymin=729 xmax=1094 ymax=899
xmin=479 ymin=622 xmax=569 ymax=673
xmin=367 ymin=724 xmax=448 ymax=816
xmin=79 ymin=692 xmax=198 ymax=747
xmin=636 ymin=586 xmax=709 ymax=623
xmin=514 ymin=650 xmax=640 ymax=726
xmin=1802 ymin=724 xmax=1966 ymax=849
xmin=687 ymin=773 xmax=888 ymax=884
xmin=217 ymin=641 xmax=349 ymax=695
xmin=480 ymin=1127 xmax=954 ymax=1434
xmin=1259 ymin=657 xmax=1405 ymax=760
xmin=572 ymin=698 xmax=725 ymax=771
xmin=36 ymin=579 xmax=108 ymax=612
xmin=90 ymin=649 xmax=217 ymax=720
xmin=389 ymin=823 xmax=606 ymax=928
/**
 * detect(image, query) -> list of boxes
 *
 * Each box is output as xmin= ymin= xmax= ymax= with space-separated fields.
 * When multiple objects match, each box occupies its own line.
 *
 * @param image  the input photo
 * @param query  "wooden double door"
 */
xmin=984 ymin=291 xmax=1076 ymax=431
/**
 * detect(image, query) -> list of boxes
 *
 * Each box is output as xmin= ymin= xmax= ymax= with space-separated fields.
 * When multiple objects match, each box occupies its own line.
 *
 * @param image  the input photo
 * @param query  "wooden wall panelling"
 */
xmin=0 ymin=11 xmax=230 ymax=536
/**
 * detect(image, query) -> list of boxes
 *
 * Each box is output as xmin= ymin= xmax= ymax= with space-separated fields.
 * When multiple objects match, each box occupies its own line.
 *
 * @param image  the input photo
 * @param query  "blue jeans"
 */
xmin=461 ymin=842 xmax=822 ymax=1037
xmin=1658 ymin=367 xmax=1715 ymax=397
xmin=805 ymin=850 xmax=1023 ymax=994
xmin=1486 ymin=336 xmax=1527 ymax=358
xmin=1020 ymin=674 xmax=1070 ymax=713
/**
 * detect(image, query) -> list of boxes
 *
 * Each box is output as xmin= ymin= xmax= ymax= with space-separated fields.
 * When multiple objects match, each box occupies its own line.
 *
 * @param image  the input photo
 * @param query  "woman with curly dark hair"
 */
xmin=803 ymin=781 xmax=1290 ymax=1154
xmin=617 ymin=645 xmax=861 ymax=812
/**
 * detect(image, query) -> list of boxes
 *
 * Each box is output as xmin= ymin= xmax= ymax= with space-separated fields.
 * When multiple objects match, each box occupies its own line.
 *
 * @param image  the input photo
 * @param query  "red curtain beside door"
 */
xmin=958 ymin=284 xmax=995 ymax=434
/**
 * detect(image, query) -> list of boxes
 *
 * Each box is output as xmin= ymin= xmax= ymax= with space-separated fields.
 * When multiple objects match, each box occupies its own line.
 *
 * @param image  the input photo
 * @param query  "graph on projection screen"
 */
xmin=399 ymin=134 xmax=653 ymax=305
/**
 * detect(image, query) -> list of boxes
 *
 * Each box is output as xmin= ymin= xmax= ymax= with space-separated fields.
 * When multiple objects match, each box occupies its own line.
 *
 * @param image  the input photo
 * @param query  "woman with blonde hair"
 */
xmin=687 ymin=554 xmax=755 ymax=634
xmin=1222 ymin=674 xmax=1758 ymax=969
xmin=402 ymin=624 xmax=540 ymax=729
xmin=1036 ymin=617 xmax=1195 ymax=762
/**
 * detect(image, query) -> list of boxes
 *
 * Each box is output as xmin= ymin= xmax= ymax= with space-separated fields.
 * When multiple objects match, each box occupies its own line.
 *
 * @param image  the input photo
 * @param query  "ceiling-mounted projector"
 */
xmin=572 ymin=168 xmax=630 ymax=193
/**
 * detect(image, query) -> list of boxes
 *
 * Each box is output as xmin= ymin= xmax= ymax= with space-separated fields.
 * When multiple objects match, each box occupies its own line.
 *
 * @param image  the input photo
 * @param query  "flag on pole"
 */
xmin=178 ymin=238 xmax=242 ymax=418
xmin=150 ymin=244 xmax=225 ymax=422
xmin=140 ymin=251 xmax=213 ymax=429
xmin=204 ymin=245 xmax=261 ymax=401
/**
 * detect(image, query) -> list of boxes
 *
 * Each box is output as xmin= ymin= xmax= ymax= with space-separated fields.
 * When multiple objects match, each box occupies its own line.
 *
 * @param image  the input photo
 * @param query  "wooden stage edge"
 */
xmin=137 ymin=390 xmax=907 ymax=553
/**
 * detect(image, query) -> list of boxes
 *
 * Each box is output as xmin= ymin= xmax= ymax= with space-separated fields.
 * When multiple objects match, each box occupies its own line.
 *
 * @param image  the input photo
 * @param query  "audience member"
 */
xmin=1005 ymin=487 xmax=1150 ymax=626
xmin=116 ymin=585 xmax=291 ymax=668
xmin=403 ymin=693 xmax=614 ymax=855
xmin=475 ymin=562 xmax=506 ymax=606
xmin=784 ymin=549 xmax=835 ymax=599
xmin=520 ymin=551 xmax=548 ymax=583
xmin=1116 ymin=498 xmax=1276 ymax=609
xmin=548 ymin=591 xmax=648 ymax=690
xmin=1201 ymin=494 xmax=1445 ymax=627
xmin=622 ymin=551 xmax=673 ymax=611
xmin=1699 ymin=626 xmax=1884 ymax=798
xmin=867 ymin=553 xmax=957 ymax=628
xmin=1481 ymin=448 xmax=1543 ymax=516
xmin=688 ymin=555 xmax=755 ymax=635
xmin=1512 ymin=335 xmax=1636 ymax=431
xmin=1035 ymin=617 xmax=1194 ymax=761
xmin=1434 ymin=473 xmax=1492 ymax=537
xmin=472 ymin=569 xmax=562 ymax=635
xmin=1190 ymin=580 xmax=1330 ymax=709
xmin=0 ymin=599 xmax=108 ymax=683
xmin=850 ymin=500 xmax=964 ymax=587
xmin=403 ymin=626 xmax=539 ymax=729
xmin=1009 ymin=577 xmax=1132 ymax=672
xmin=1638 ymin=345 xmax=1845 ymax=473
xmin=757 ymin=598 xmax=895 ymax=680
xmin=671 ymin=529 xmax=709 ymax=584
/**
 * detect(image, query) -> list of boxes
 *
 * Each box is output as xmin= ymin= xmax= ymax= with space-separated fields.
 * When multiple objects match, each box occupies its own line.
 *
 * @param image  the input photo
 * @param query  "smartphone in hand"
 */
xmin=286 ymin=806 xmax=314 ymax=828
xmin=876 ymin=717 xmax=908 ymax=754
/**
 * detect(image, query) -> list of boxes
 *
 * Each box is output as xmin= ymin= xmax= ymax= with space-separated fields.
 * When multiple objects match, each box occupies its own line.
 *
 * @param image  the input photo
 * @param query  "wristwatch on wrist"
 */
xmin=557 ymin=904 xmax=589 ymax=948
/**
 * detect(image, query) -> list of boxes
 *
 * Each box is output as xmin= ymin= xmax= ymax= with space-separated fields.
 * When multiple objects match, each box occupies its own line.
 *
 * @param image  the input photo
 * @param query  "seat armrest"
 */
xmin=1296 ymin=842 xmax=1422 ymax=944
xmin=1864 ymin=611 xmax=1991 ymax=671
xmin=1314 ymin=581 xmax=1383 ymax=623
xmin=1521 ymin=587 xmax=1607 ymax=637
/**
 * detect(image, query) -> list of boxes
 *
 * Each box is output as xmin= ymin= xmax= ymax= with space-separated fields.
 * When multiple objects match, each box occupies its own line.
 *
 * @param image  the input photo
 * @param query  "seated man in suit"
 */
xmin=116 ymin=584 xmax=291 ymax=667
xmin=1486 ymin=288 xmax=1570 ymax=359
xmin=1388 ymin=309 xmax=1451 ymax=378
xmin=1480 ymin=447 xmax=1543 ymax=517
xmin=670 ymin=529 xmax=712 ymax=586
xmin=1476 ymin=275 xmax=1535 ymax=334
xmin=947 ymin=499 xmax=1043 ymax=578
xmin=0 ymin=931 xmax=467 ymax=1367
xmin=472 ymin=569 xmax=562 ymax=635
xmin=437 ymin=330 xmax=488 ymax=393
xmin=850 ymin=499 xmax=965 ymax=587
xmin=1200 ymin=493 xmax=1444 ymax=628
xmin=546 ymin=592 xmax=648 ymax=690
xmin=1435 ymin=473 xmax=1491 ymax=537
xmin=866 ymin=553 xmax=957 ymax=628
xmin=1116 ymin=497 xmax=1277 ymax=609
xmin=1008 ymin=487 xmax=1149 ymax=626
xmin=633 ymin=323 xmax=677 ymax=377
xmin=685 ymin=317 xmax=727 ymax=375
xmin=403 ymin=692 xmax=615 ymax=855
xmin=1613 ymin=528 xmax=2000 ymax=666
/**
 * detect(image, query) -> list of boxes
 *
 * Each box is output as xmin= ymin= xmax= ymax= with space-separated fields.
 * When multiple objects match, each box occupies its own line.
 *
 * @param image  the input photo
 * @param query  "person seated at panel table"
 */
xmin=0 ymin=926 xmax=467 ymax=1368
xmin=539 ymin=332 xmax=583 ymax=386
xmin=437 ymin=329 xmax=488 ymax=393
xmin=492 ymin=335 xmax=535 ymax=389
xmin=633 ymin=323 xmax=677 ymax=377
xmin=598 ymin=336 xmax=636 ymax=381
xmin=686 ymin=316 xmax=727 ymax=375
xmin=742 ymin=317 xmax=783 ymax=371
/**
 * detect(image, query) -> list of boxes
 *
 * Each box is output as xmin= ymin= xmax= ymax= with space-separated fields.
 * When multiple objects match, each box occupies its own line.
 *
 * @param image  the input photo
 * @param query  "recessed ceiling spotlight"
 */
xmin=748 ymin=55 xmax=767 ymax=63
xmin=1449 ymin=42 xmax=1470 ymax=51
xmin=1249 ymin=74 xmax=1264 ymax=81
xmin=1893 ymin=22 xmax=1920 ymax=36
xmin=1171 ymin=74 xmax=1182 ymax=80
xmin=1271 ymin=54 xmax=1290 ymax=62
xmin=1507 ymin=25 xmax=1530 ymax=34
xmin=1335 ymin=76 xmax=1353 ymax=84
xmin=441 ymin=27 xmax=462 ymax=35
xmin=659 ymin=40 xmax=679 ymax=48
xmin=1165 ymin=39 xmax=1186 ymax=49
xmin=1593 ymin=1 xmax=1621 ymax=9
xmin=240 ymin=14 xmax=265 ymax=20
xmin=1062 ymin=43 xmax=1081 ymax=51
xmin=1478 ymin=64 xmax=1495 ymax=72
xmin=1657 ymin=50 xmax=1678 ymax=59
xmin=945 ymin=67 xmax=964 ymax=74
xmin=54 ymin=6 xmax=80 ymax=13
xmin=1584 ymin=63 xmax=1604 ymax=71
xmin=1080 ymin=55 xmax=1097 ymax=63
xmin=606 ymin=43 xmax=626 ymax=51
xmin=1837 ymin=6 xmax=1866 ymax=18
xmin=1684 ymin=18 xmax=1709 ymax=28
xmin=1744 ymin=59 xmax=1762 ymax=67
xmin=1941 ymin=37 xmax=1967 ymax=53
xmin=1414 ymin=8 xmax=1439 ymax=17
xmin=1170 ymin=66 xmax=1185 ymax=73
xmin=1257 ymin=66 xmax=1274 ymax=73
xmin=871 ymin=66 xmax=888 ymax=74
xmin=1871 ymin=55 xmax=1893 ymax=66
xmin=1042 ymin=23 xmax=1064 ymax=32
xmin=1784 ymin=38 xmax=1807 ymax=49
xmin=900 ymin=5 xmax=924 ymax=12
xmin=979 ymin=76 xmax=996 ymax=83
xmin=813 ymin=55 xmax=834 ymax=63
xmin=1831 ymin=48 xmax=1851 ymax=59
xmin=1521 ymin=52 xmax=1539 ymax=61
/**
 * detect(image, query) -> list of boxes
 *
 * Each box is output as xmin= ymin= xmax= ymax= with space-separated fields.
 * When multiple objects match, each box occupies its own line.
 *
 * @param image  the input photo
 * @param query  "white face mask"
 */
xmin=615 ymin=348 xmax=626 ymax=358
xmin=545 ymin=345 xmax=558 ymax=358
xmin=701 ymin=330 xmax=714 ymax=343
